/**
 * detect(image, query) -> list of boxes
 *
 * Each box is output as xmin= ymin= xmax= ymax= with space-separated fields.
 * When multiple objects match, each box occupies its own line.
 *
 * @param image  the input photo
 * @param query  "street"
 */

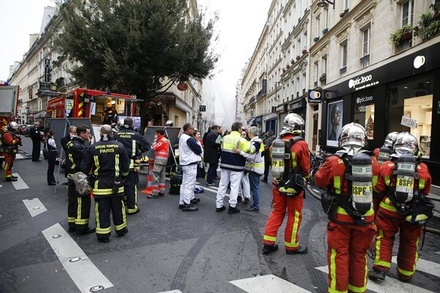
xmin=0 ymin=137 xmax=439 ymax=293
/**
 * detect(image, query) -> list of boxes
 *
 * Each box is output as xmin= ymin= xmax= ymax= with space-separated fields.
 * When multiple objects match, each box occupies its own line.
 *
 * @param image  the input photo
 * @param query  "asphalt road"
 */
xmin=0 ymin=136 xmax=439 ymax=293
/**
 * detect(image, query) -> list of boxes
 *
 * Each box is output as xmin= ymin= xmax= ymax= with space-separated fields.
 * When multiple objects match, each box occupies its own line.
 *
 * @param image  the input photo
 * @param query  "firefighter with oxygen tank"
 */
xmin=369 ymin=132 xmax=432 ymax=283
xmin=262 ymin=113 xmax=310 ymax=255
xmin=314 ymin=122 xmax=380 ymax=293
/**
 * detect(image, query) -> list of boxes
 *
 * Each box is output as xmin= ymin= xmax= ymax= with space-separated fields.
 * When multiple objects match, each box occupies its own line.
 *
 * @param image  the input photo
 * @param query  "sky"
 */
xmin=0 ymin=0 xmax=271 ymax=128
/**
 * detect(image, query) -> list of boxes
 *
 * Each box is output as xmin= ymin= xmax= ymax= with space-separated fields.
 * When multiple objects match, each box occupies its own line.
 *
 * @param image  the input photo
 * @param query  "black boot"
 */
xmin=262 ymin=244 xmax=279 ymax=255
xmin=228 ymin=206 xmax=240 ymax=214
xmin=182 ymin=203 xmax=198 ymax=212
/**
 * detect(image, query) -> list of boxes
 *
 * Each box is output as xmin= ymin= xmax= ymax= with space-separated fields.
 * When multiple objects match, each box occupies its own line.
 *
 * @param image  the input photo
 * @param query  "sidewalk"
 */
xmin=428 ymin=185 xmax=440 ymax=231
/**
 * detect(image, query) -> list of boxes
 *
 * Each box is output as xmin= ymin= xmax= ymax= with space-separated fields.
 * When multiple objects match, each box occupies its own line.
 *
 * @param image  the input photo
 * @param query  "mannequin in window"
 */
xmin=103 ymin=101 xmax=118 ymax=125
xmin=328 ymin=104 xmax=341 ymax=140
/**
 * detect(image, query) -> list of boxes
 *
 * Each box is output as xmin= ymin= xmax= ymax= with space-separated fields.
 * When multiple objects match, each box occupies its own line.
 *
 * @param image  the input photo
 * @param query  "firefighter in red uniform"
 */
xmin=262 ymin=113 xmax=310 ymax=255
xmin=2 ymin=122 xmax=22 ymax=181
xmin=314 ymin=122 xmax=380 ymax=293
xmin=372 ymin=131 xmax=399 ymax=212
xmin=369 ymin=132 xmax=432 ymax=283
xmin=151 ymin=128 xmax=170 ymax=197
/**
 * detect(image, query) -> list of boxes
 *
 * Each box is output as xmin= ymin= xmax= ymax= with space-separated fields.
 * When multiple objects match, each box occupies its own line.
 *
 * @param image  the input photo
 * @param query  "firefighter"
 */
xmin=262 ymin=113 xmax=310 ymax=254
xmin=65 ymin=125 xmax=94 ymax=234
xmin=116 ymin=117 xmax=150 ymax=214
xmin=373 ymin=131 xmax=399 ymax=164
xmin=2 ymin=122 xmax=22 ymax=181
xmin=150 ymin=128 xmax=170 ymax=197
xmin=81 ymin=124 xmax=130 ymax=243
xmin=369 ymin=132 xmax=432 ymax=283
xmin=372 ymin=131 xmax=399 ymax=212
xmin=314 ymin=122 xmax=380 ymax=293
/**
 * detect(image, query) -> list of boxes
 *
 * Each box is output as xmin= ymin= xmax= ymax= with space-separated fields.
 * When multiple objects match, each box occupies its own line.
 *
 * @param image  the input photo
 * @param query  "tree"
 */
xmin=55 ymin=0 xmax=217 ymax=99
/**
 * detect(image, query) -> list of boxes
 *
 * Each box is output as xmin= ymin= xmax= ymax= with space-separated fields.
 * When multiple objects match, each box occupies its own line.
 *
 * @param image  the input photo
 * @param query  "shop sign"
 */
xmin=355 ymin=95 xmax=373 ymax=105
xmin=401 ymin=116 xmax=417 ymax=128
xmin=275 ymin=104 xmax=285 ymax=112
xmin=289 ymin=99 xmax=305 ymax=110
xmin=307 ymin=90 xmax=322 ymax=103
xmin=348 ymin=74 xmax=379 ymax=91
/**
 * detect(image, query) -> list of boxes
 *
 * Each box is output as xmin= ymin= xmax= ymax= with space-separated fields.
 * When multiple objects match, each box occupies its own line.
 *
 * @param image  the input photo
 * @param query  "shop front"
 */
xmin=320 ymin=41 xmax=440 ymax=184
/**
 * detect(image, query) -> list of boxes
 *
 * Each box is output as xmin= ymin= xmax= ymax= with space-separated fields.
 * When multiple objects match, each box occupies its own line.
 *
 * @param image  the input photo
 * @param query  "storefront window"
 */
xmin=388 ymin=76 xmax=432 ymax=159
xmin=354 ymin=95 xmax=375 ymax=140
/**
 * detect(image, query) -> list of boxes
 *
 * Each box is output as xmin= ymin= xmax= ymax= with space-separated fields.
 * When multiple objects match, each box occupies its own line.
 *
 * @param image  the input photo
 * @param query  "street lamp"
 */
xmin=317 ymin=0 xmax=335 ymax=9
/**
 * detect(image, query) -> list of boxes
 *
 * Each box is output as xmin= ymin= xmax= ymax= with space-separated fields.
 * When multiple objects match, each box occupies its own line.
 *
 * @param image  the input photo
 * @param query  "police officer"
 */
xmin=81 ymin=125 xmax=130 ymax=243
xmin=116 ymin=117 xmax=150 ymax=214
xmin=65 ymin=125 xmax=94 ymax=234
xmin=262 ymin=113 xmax=310 ymax=255
xmin=314 ymin=122 xmax=380 ymax=293
xmin=369 ymin=132 xmax=432 ymax=283
xmin=30 ymin=121 xmax=44 ymax=162
xmin=2 ymin=122 xmax=22 ymax=181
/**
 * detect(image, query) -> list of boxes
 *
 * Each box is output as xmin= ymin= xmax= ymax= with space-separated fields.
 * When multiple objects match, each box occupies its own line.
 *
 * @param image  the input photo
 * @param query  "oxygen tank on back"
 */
xmin=271 ymin=138 xmax=287 ymax=179
xmin=350 ymin=152 xmax=373 ymax=215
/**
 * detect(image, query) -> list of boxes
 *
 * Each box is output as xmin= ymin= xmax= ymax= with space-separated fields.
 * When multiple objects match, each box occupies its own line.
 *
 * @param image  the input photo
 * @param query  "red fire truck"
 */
xmin=46 ymin=88 xmax=138 ymax=123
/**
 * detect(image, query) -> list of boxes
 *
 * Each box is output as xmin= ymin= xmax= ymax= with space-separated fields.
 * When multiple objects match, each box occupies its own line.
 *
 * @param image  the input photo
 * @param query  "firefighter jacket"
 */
xmin=152 ymin=134 xmax=170 ymax=165
xmin=219 ymin=131 xmax=251 ymax=171
xmin=314 ymin=152 xmax=380 ymax=225
xmin=239 ymin=136 xmax=265 ymax=175
xmin=2 ymin=131 xmax=21 ymax=154
xmin=116 ymin=128 xmax=150 ymax=168
xmin=81 ymin=139 xmax=130 ymax=196
xmin=375 ymin=158 xmax=431 ymax=220
xmin=65 ymin=137 xmax=88 ymax=175
xmin=179 ymin=133 xmax=202 ymax=166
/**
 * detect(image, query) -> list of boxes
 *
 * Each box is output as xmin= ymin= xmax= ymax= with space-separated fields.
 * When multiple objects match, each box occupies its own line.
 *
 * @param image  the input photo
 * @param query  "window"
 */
xmin=361 ymin=26 xmax=371 ymax=68
xmin=340 ymin=41 xmax=348 ymax=74
xmin=388 ymin=76 xmax=433 ymax=159
xmin=401 ymin=0 xmax=414 ymax=26
xmin=354 ymin=100 xmax=375 ymax=140
xmin=322 ymin=55 xmax=328 ymax=75
xmin=324 ymin=9 xmax=329 ymax=29
xmin=316 ymin=15 xmax=321 ymax=36
xmin=314 ymin=62 xmax=319 ymax=86
xmin=343 ymin=0 xmax=350 ymax=10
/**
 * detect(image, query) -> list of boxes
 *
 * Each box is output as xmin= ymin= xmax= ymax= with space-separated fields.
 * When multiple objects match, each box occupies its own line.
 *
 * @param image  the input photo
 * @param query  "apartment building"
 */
xmin=240 ymin=0 xmax=440 ymax=183
xmin=9 ymin=0 xmax=205 ymax=131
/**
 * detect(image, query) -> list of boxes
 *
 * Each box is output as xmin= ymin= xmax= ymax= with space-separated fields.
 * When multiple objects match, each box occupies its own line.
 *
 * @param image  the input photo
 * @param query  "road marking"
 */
xmin=11 ymin=173 xmax=29 ymax=190
xmin=22 ymin=198 xmax=47 ymax=217
xmin=392 ymin=256 xmax=440 ymax=277
xmin=42 ymin=223 xmax=113 ymax=293
xmin=436 ymin=252 xmax=440 ymax=255
xmin=316 ymin=266 xmax=435 ymax=293
xmin=157 ymin=290 xmax=182 ymax=293
xmin=230 ymin=274 xmax=312 ymax=293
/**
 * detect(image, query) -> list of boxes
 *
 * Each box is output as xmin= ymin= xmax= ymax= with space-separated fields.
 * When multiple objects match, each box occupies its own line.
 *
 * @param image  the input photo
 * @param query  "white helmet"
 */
xmin=393 ymin=132 xmax=418 ymax=157
xmin=338 ymin=122 xmax=367 ymax=149
xmin=280 ymin=113 xmax=304 ymax=136
xmin=7 ymin=122 xmax=19 ymax=132
xmin=165 ymin=120 xmax=173 ymax=126
xmin=383 ymin=131 xmax=399 ymax=149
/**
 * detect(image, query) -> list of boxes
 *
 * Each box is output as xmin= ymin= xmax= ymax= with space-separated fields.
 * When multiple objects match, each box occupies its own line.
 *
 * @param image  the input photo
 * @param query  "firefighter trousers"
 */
xmin=326 ymin=221 xmax=376 ymax=293
xmin=67 ymin=179 xmax=91 ymax=231
xmin=3 ymin=153 xmax=15 ymax=178
xmin=124 ymin=171 xmax=139 ymax=214
xmin=372 ymin=210 xmax=423 ymax=280
xmin=94 ymin=195 xmax=127 ymax=240
xmin=263 ymin=187 xmax=304 ymax=251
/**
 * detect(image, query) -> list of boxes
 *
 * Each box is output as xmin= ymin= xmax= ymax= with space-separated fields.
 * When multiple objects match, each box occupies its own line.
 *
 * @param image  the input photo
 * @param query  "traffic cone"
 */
xmin=141 ymin=159 xmax=154 ymax=195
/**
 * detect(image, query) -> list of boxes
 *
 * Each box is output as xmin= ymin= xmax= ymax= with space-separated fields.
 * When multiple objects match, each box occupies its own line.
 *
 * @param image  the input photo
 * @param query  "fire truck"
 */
xmin=0 ymin=82 xmax=19 ymax=160
xmin=46 ymin=88 xmax=138 ymax=124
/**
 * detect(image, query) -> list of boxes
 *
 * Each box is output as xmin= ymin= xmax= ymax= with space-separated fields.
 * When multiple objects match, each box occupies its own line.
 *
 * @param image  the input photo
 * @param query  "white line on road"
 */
xmin=315 ymin=266 xmax=435 ymax=293
xmin=157 ymin=290 xmax=182 ymax=293
xmin=11 ymin=173 xmax=28 ymax=190
xmin=230 ymin=274 xmax=312 ymax=293
xmin=42 ymin=223 xmax=113 ymax=293
xmin=22 ymin=198 xmax=47 ymax=217
xmin=392 ymin=256 xmax=440 ymax=277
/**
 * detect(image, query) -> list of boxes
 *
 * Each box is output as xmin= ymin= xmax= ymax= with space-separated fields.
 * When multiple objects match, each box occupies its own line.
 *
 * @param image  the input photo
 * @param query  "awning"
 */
xmin=255 ymin=115 xmax=263 ymax=123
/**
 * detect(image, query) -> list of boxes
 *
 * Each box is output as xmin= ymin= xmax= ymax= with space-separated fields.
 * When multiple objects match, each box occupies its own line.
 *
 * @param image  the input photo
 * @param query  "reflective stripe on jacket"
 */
xmin=153 ymin=135 xmax=170 ymax=165
xmin=241 ymin=137 xmax=265 ymax=175
xmin=220 ymin=131 xmax=251 ymax=171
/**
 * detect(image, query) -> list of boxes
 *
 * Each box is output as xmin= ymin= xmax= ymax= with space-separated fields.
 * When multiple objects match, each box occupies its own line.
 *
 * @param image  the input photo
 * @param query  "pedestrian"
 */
xmin=262 ymin=113 xmax=310 ymax=255
xmin=178 ymin=123 xmax=203 ymax=212
xmin=261 ymin=129 xmax=275 ymax=183
xmin=116 ymin=117 xmax=150 ymax=214
xmin=150 ymin=128 xmax=169 ymax=198
xmin=203 ymin=125 xmax=222 ymax=186
xmin=314 ymin=122 xmax=380 ymax=293
xmin=215 ymin=122 xmax=252 ymax=214
xmin=2 ymin=122 xmax=21 ymax=182
xmin=30 ymin=121 xmax=44 ymax=162
xmin=46 ymin=130 xmax=58 ymax=185
xmin=369 ymin=132 xmax=432 ymax=283
xmin=65 ymin=125 xmax=94 ymax=235
xmin=234 ymin=126 xmax=264 ymax=212
xmin=81 ymin=124 xmax=130 ymax=243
